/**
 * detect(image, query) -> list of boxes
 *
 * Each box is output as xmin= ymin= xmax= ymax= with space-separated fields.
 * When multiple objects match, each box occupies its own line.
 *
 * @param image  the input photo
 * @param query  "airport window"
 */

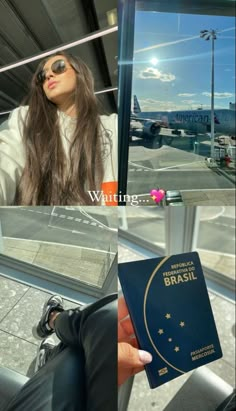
xmin=118 ymin=206 xmax=166 ymax=254
xmin=119 ymin=0 xmax=235 ymax=206
xmin=0 ymin=207 xmax=117 ymax=289
xmin=196 ymin=206 xmax=235 ymax=282
xmin=119 ymin=205 xmax=235 ymax=294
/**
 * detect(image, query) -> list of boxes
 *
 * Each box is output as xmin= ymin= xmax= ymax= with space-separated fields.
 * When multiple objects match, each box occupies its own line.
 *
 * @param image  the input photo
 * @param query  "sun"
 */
xmin=150 ymin=57 xmax=159 ymax=65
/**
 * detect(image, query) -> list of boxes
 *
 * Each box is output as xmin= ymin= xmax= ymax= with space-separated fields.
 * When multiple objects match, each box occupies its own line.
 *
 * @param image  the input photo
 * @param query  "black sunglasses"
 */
xmin=37 ymin=59 xmax=72 ymax=84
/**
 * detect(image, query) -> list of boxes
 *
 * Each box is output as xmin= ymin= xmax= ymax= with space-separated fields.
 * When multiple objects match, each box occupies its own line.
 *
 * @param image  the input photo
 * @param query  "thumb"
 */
xmin=118 ymin=342 xmax=152 ymax=368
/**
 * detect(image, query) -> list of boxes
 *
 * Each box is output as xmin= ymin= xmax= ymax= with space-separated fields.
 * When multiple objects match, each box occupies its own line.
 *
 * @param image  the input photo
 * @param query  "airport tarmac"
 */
xmin=127 ymin=144 xmax=235 ymax=206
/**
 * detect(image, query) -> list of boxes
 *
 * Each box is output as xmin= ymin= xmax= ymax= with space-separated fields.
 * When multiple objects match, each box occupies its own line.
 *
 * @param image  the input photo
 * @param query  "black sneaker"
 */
xmin=34 ymin=336 xmax=56 ymax=373
xmin=32 ymin=295 xmax=64 ymax=340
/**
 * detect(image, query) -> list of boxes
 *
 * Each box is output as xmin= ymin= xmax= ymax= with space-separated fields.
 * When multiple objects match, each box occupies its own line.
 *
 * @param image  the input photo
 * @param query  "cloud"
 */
xmin=138 ymin=98 xmax=181 ymax=111
xmin=138 ymin=67 xmax=175 ymax=82
xmin=202 ymin=92 xmax=234 ymax=99
xmin=178 ymin=93 xmax=196 ymax=97
xmin=135 ymin=98 xmax=229 ymax=111
xmin=181 ymin=100 xmax=197 ymax=104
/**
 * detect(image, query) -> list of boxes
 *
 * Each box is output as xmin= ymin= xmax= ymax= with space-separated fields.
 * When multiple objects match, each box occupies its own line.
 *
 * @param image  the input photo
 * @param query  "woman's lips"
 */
xmin=48 ymin=81 xmax=58 ymax=89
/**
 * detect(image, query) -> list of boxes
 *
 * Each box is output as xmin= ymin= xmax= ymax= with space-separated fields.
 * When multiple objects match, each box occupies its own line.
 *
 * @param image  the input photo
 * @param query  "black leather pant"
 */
xmin=5 ymin=294 xmax=117 ymax=411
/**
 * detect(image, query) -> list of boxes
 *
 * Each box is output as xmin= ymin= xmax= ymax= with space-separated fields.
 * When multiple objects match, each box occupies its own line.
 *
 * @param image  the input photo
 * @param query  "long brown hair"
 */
xmin=15 ymin=51 xmax=107 ymax=205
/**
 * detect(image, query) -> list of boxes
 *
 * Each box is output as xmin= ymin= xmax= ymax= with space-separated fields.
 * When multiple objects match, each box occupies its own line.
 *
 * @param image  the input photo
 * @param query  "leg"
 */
xmin=5 ymin=346 xmax=86 ymax=411
xmin=5 ymin=294 xmax=117 ymax=411
xmin=53 ymin=293 xmax=117 ymax=411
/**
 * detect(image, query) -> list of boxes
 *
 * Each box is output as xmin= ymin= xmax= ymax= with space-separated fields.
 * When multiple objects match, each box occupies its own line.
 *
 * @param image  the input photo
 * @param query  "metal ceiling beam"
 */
xmin=81 ymin=0 xmax=117 ymax=112
xmin=5 ymin=0 xmax=45 ymax=50
xmin=0 ymin=26 xmax=117 ymax=74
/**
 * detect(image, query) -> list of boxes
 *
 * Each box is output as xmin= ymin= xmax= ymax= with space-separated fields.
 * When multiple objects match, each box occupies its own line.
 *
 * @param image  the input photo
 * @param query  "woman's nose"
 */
xmin=45 ymin=70 xmax=55 ymax=80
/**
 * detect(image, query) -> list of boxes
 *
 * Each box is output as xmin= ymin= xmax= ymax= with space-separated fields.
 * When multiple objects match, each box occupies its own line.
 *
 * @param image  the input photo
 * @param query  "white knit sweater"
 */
xmin=0 ymin=106 xmax=117 ymax=205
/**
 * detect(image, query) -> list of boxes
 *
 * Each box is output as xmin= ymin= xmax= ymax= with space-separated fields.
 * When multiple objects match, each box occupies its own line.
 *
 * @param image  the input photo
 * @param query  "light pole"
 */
xmin=200 ymin=29 xmax=217 ymax=159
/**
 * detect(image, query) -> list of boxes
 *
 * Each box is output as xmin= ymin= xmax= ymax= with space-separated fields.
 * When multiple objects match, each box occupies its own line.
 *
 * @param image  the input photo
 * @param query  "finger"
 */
xmin=118 ymin=342 xmax=152 ymax=369
xmin=119 ymin=316 xmax=135 ymax=337
xmin=118 ymin=296 xmax=129 ymax=321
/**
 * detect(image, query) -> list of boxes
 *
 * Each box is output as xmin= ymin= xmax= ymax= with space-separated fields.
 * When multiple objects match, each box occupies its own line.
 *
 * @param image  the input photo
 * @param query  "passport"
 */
xmin=118 ymin=252 xmax=222 ymax=389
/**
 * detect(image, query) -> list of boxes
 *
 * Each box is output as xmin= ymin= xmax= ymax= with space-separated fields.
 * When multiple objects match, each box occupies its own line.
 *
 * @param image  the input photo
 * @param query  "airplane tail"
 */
xmin=133 ymin=95 xmax=141 ymax=114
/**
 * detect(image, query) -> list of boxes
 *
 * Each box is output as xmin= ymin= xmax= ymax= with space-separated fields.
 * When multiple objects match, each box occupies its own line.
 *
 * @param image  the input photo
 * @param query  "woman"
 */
xmin=0 ymin=51 xmax=117 ymax=205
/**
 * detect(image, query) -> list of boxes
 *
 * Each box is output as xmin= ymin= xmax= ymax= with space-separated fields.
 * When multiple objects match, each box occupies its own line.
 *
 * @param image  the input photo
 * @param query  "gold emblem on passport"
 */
xmin=158 ymin=367 xmax=168 ymax=376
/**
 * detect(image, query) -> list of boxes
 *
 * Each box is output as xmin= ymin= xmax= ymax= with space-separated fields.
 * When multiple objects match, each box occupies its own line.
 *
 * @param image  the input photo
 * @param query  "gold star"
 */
xmin=180 ymin=321 xmax=185 ymax=327
xmin=174 ymin=346 xmax=180 ymax=352
xmin=165 ymin=313 xmax=171 ymax=319
xmin=151 ymin=195 xmax=156 ymax=200
xmin=158 ymin=329 xmax=164 ymax=335
xmin=168 ymin=338 xmax=172 ymax=342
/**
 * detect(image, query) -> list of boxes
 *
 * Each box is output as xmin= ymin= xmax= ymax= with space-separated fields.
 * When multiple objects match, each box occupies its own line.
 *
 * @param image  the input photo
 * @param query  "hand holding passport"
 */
xmin=118 ymin=252 xmax=222 ymax=389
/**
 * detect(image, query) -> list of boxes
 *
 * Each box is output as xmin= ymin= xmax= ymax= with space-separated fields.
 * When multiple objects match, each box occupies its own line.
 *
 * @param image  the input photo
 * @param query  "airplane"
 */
xmin=132 ymin=95 xmax=236 ymax=138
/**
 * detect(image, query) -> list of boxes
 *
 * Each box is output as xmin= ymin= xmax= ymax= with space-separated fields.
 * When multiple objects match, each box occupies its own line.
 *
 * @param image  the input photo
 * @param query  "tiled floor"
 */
xmin=0 ymin=275 xmax=79 ymax=377
xmin=118 ymin=243 xmax=235 ymax=411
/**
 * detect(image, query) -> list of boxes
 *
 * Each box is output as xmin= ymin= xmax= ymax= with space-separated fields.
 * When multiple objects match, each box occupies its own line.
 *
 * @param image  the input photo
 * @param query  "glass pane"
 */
xmin=197 ymin=206 xmax=235 ymax=280
xmin=119 ymin=206 xmax=165 ymax=251
xmin=0 ymin=206 xmax=117 ymax=288
xmin=127 ymin=1 xmax=235 ymax=205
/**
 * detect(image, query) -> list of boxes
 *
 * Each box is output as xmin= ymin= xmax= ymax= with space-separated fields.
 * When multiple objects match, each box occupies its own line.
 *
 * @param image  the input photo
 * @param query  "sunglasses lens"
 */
xmin=37 ymin=59 xmax=67 ymax=84
xmin=52 ymin=59 xmax=66 ymax=74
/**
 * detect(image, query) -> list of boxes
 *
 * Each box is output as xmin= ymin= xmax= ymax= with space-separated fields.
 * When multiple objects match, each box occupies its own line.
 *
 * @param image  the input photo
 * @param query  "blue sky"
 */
xmin=132 ymin=11 xmax=235 ymax=111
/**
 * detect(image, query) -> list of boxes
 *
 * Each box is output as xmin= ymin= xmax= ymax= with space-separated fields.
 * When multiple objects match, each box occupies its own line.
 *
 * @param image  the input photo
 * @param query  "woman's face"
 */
xmin=41 ymin=55 xmax=77 ymax=106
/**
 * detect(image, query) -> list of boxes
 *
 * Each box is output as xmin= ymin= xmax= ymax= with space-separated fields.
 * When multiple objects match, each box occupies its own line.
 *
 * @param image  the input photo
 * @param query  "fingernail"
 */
xmin=138 ymin=350 xmax=152 ymax=364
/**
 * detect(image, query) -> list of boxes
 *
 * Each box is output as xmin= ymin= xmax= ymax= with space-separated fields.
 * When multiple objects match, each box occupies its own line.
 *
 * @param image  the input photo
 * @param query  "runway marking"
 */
xmin=128 ymin=161 xmax=153 ymax=171
xmin=208 ymin=221 xmax=235 ymax=229
xmin=128 ymin=160 xmax=204 ymax=172
xmin=20 ymin=208 xmax=111 ymax=230
xmin=3 ymin=237 xmax=116 ymax=254
xmin=157 ymin=162 xmax=203 ymax=171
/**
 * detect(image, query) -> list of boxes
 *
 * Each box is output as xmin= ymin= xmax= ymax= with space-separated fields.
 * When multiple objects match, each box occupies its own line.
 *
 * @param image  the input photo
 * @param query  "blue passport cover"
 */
xmin=118 ymin=252 xmax=222 ymax=389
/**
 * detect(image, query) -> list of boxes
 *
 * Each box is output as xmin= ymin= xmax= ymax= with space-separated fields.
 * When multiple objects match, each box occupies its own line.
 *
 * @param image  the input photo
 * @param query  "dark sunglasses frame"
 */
xmin=37 ymin=59 xmax=72 ymax=84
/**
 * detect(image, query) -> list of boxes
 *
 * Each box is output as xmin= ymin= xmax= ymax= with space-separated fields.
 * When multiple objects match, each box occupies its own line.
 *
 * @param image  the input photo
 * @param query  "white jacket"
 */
xmin=0 ymin=106 xmax=117 ymax=205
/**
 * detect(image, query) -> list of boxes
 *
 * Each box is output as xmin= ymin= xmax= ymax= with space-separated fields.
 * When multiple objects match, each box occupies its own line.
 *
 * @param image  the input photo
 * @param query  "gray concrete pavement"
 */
xmin=127 ymin=145 xmax=235 ymax=205
xmin=0 ymin=207 xmax=117 ymax=252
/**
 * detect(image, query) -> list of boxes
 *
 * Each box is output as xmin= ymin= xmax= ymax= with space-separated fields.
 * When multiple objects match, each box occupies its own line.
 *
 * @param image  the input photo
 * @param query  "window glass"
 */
xmin=0 ymin=206 xmax=117 ymax=288
xmin=127 ymin=1 xmax=235 ymax=204
xmin=197 ymin=206 xmax=235 ymax=280
xmin=119 ymin=206 xmax=166 ymax=251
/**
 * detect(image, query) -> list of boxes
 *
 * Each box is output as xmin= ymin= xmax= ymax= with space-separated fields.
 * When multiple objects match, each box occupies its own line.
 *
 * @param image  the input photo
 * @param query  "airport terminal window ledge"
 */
xmin=119 ymin=230 xmax=165 ymax=258
xmin=0 ymin=253 xmax=102 ymax=304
